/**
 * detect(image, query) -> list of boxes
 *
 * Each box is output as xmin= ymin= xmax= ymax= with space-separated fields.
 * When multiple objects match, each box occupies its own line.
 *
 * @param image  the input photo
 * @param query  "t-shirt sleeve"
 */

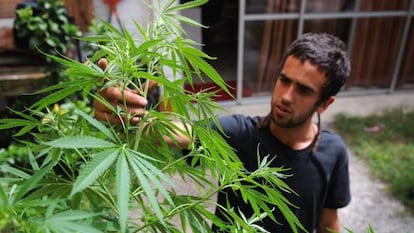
xmin=324 ymin=138 xmax=351 ymax=209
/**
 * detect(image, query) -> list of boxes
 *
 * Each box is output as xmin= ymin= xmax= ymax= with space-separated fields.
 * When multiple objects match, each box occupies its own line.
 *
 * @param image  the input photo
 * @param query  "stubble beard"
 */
xmin=270 ymin=104 xmax=316 ymax=129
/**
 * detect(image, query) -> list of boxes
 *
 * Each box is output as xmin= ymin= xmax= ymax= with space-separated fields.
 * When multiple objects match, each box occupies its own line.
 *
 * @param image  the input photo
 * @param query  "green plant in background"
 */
xmin=14 ymin=0 xmax=81 ymax=56
xmin=0 ymin=0 xmax=304 ymax=232
xmin=334 ymin=108 xmax=414 ymax=215
xmin=13 ymin=0 xmax=82 ymax=81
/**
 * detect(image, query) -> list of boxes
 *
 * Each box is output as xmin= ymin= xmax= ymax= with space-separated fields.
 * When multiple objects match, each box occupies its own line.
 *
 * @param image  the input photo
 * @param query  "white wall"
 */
xmin=0 ymin=18 xmax=13 ymax=28
xmin=92 ymin=0 xmax=152 ymax=37
xmin=93 ymin=0 xmax=201 ymax=44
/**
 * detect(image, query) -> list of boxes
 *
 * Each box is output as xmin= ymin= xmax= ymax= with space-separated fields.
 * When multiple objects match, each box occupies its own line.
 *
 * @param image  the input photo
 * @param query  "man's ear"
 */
xmin=317 ymin=96 xmax=335 ymax=114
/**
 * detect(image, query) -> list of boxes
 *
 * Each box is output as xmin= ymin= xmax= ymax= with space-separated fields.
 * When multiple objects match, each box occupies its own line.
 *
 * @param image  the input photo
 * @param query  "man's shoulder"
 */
xmin=318 ymin=128 xmax=349 ymax=163
xmin=320 ymin=128 xmax=346 ymax=146
xmin=218 ymin=114 xmax=262 ymax=126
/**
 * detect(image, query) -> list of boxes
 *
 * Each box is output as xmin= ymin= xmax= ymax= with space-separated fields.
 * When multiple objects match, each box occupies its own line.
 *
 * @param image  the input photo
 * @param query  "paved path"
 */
xmin=339 ymin=150 xmax=414 ymax=233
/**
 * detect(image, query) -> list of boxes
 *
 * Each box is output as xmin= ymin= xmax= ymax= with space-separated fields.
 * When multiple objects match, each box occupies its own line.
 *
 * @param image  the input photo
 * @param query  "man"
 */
xmin=94 ymin=32 xmax=351 ymax=232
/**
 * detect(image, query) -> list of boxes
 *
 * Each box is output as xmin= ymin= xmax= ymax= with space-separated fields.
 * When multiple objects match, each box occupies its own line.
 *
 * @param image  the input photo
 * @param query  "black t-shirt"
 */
xmin=211 ymin=114 xmax=351 ymax=232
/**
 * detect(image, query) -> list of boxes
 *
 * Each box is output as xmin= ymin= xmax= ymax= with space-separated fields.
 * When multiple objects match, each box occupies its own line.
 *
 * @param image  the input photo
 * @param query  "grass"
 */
xmin=333 ymin=108 xmax=414 ymax=214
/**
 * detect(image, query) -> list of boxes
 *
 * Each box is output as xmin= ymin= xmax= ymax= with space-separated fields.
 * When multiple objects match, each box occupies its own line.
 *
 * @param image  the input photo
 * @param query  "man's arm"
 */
xmin=317 ymin=208 xmax=340 ymax=233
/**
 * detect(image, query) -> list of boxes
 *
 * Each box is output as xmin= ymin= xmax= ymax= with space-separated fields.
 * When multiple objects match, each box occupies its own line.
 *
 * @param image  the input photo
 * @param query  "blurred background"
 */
xmin=1 ymin=0 xmax=413 ymax=104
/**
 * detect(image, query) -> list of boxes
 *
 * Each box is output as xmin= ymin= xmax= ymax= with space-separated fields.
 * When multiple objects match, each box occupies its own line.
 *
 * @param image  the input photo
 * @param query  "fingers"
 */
xmin=98 ymin=58 xmax=157 ymax=95
xmin=93 ymin=86 xmax=148 ymax=124
xmin=93 ymin=101 xmax=144 ymax=124
xmin=102 ymin=86 xmax=148 ymax=107
xmin=93 ymin=58 xmax=159 ymax=125
xmin=98 ymin=58 xmax=108 ymax=70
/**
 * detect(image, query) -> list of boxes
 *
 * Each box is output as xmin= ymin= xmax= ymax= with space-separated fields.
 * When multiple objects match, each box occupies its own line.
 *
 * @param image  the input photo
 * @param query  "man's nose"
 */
xmin=281 ymin=85 xmax=295 ymax=102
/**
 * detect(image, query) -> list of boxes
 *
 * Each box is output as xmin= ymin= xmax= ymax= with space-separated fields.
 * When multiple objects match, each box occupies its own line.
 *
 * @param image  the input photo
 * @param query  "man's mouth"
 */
xmin=275 ymin=104 xmax=292 ymax=116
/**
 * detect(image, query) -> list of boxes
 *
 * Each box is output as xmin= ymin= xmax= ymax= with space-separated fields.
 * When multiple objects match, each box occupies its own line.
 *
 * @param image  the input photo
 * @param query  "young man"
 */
xmin=94 ymin=32 xmax=351 ymax=233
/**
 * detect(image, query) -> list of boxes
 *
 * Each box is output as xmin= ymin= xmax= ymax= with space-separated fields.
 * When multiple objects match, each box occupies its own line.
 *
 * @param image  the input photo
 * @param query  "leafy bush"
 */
xmin=13 ymin=0 xmax=81 ymax=57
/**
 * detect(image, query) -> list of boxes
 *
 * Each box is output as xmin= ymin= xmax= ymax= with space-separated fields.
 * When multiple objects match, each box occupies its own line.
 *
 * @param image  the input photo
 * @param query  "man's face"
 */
xmin=270 ymin=56 xmax=326 ymax=128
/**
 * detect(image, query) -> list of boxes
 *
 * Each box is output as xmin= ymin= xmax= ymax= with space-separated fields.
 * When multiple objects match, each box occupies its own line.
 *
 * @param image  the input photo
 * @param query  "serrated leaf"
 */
xmin=50 ymin=210 xmax=101 ymax=221
xmin=75 ymin=108 xmax=117 ymax=142
xmin=31 ymin=85 xmax=81 ymax=111
xmin=46 ymin=210 xmax=102 ymax=233
xmin=0 ymin=118 xmax=38 ymax=137
xmin=116 ymin=152 xmax=130 ymax=233
xmin=169 ymin=0 xmax=208 ymax=12
xmin=71 ymin=148 xmax=119 ymax=195
xmin=15 ymin=161 xmax=55 ymax=201
xmin=45 ymin=53 xmax=104 ymax=78
xmin=128 ymin=152 xmax=165 ymax=226
xmin=129 ymin=150 xmax=175 ymax=205
xmin=45 ymin=136 xmax=117 ymax=148
xmin=0 ymin=164 xmax=31 ymax=179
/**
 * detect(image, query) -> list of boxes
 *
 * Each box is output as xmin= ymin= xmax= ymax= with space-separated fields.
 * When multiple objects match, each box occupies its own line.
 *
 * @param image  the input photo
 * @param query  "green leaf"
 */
xmin=170 ymin=14 xmax=205 ymax=28
xmin=182 ymin=46 xmax=231 ymax=97
xmin=75 ymin=108 xmax=118 ymax=142
xmin=31 ymin=84 xmax=82 ymax=111
xmin=0 ymin=164 xmax=31 ymax=179
xmin=129 ymin=149 xmax=175 ymax=204
xmin=128 ymin=152 xmax=165 ymax=226
xmin=116 ymin=152 xmax=130 ymax=233
xmin=43 ymin=53 xmax=104 ymax=78
xmin=71 ymin=148 xmax=120 ymax=195
xmin=0 ymin=118 xmax=38 ymax=137
xmin=51 ymin=210 xmax=100 ymax=221
xmin=0 ymin=185 xmax=9 ymax=206
xmin=169 ymin=0 xmax=208 ymax=12
xmin=14 ymin=161 xmax=55 ymax=201
xmin=45 ymin=37 xmax=57 ymax=47
xmin=44 ymin=136 xmax=117 ymax=149
xmin=46 ymin=210 xmax=102 ymax=233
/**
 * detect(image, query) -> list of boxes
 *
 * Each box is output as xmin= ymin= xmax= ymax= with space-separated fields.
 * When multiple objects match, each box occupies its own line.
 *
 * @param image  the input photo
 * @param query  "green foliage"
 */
xmin=334 ymin=108 xmax=414 ymax=215
xmin=0 ymin=0 xmax=304 ymax=232
xmin=13 ymin=0 xmax=82 ymax=82
xmin=14 ymin=0 xmax=81 ymax=56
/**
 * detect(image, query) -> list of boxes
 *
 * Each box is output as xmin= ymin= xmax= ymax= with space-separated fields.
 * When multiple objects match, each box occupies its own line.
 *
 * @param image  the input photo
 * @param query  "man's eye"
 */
xmin=299 ymin=86 xmax=312 ymax=95
xmin=279 ymin=77 xmax=289 ymax=83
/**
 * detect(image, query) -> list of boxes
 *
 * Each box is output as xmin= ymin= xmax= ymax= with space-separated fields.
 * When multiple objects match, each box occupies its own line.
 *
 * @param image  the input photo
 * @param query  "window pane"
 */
xmin=306 ymin=0 xmax=356 ymax=13
xmin=349 ymin=17 xmax=406 ymax=88
xmin=246 ymin=0 xmax=300 ymax=14
xmin=302 ymin=19 xmax=351 ymax=44
xmin=398 ymin=23 xmax=414 ymax=88
xmin=244 ymin=20 xmax=298 ymax=95
xmin=358 ymin=0 xmax=410 ymax=12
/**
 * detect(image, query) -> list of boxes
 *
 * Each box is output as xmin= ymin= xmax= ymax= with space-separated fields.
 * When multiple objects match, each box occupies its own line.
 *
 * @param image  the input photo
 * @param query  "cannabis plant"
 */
xmin=0 ymin=0 xmax=303 ymax=232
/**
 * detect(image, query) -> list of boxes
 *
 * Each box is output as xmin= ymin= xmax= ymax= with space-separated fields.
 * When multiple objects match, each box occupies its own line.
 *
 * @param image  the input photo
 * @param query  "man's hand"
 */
xmin=93 ymin=58 xmax=156 ymax=124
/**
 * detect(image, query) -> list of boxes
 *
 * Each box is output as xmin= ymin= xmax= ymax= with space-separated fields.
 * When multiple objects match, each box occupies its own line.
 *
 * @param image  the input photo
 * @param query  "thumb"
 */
xmin=98 ymin=58 xmax=108 ymax=70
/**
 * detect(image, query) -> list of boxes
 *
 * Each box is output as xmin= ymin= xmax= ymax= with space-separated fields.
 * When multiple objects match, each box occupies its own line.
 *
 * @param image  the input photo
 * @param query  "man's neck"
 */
xmin=269 ymin=121 xmax=318 ymax=151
